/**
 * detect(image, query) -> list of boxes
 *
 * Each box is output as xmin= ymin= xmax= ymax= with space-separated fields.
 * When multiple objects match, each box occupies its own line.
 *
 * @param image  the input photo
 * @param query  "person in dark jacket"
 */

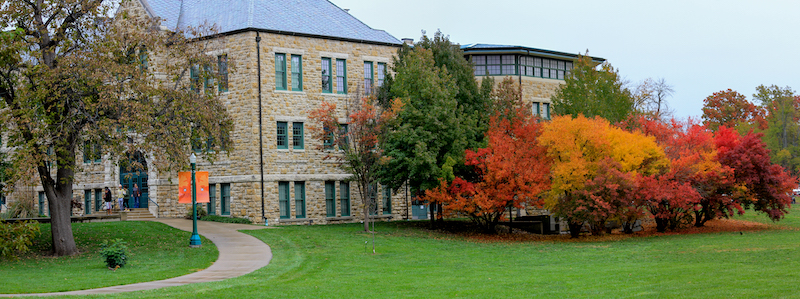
xmin=103 ymin=187 xmax=112 ymax=215
xmin=132 ymin=183 xmax=141 ymax=209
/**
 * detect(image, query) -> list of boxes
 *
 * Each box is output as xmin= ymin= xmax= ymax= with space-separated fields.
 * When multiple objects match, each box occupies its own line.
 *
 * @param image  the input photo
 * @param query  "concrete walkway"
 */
xmin=2 ymin=218 xmax=273 ymax=297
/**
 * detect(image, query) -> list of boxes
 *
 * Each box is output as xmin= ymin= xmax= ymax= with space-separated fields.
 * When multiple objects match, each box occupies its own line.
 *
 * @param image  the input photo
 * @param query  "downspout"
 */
xmin=256 ymin=32 xmax=265 ymax=223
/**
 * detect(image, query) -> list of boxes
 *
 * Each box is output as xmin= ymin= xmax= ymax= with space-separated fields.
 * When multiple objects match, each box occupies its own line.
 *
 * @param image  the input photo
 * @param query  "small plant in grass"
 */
xmin=0 ymin=220 xmax=40 ymax=260
xmin=100 ymin=239 xmax=128 ymax=269
xmin=185 ymin=205 xmax=208 ymax=220
xmin=201 ymin=215 xmax=252 ymax=224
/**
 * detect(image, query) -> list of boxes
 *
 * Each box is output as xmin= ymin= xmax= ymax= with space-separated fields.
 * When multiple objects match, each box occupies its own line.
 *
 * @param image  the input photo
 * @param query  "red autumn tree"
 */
xmin=308 ymin=97 xmax=403 ymax=232
xmin=423 ymin=107 xmax=551 ymax=233
xmin=701 ymin=89 xmax=766 ymax=131
xmin=715 ymin=126 xmax=796 ymax=221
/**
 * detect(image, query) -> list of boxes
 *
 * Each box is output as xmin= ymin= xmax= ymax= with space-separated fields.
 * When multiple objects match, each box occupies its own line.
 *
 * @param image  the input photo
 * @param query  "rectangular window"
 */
xmin=325 ymin=181 xmax=336 ymax=217
xmin=340 ymin=181 xmax=350 ymax=216
xmin=291 ymin=55 xmax=302 ymax=91
xmin=339 ymin=124 xmax=349 ymax=150
xmin=323 ymin=124 xmax=334 ymax=150
xmin=38 ymin=191 xmax=45 ymax=216
xmin=190 ymin=65 xmax=200 ymax=92
xmin=377 ymin=63 xmax=386 ymax=87
xmin=532 ymin=102 xmax=540 ymax=117
xmin=544 ymin=103 xmax=551 ymax=120
xmin=204 ymin=65 xmax=213 ymax=90
xmin=294 ymin=181 xmax=306 ymax=218
xmin=383 ymin=187 xmax=392 ymax=215
xmin=292 ymin=122 xmax=304 ymax=150
xmin=279 ymin=181 xmax=290 ymax=219
xmin=221 ymin=183 xmax=231 ymax=216
xmin=336 ymin=59 xmax=347 ymax=94
xmin=84 ymin=189 xmax=92 ymax=215
xmin=275 ymin=53 xmax=287 ymax=90
xmin=208 ymin=184 xmax=216 ymax=215
xmin=94 ymin=189 xmax=102 ymax=212
xmin=321 ymin=57 xmax=332 ymax=93
xmin=218 ymin=54 xmax=228 ymax=92
xmin=363 ymin=61 xmax=373 ymax=95
xmin=139 ymin=47 xmax=148 ymax=73
xmin=277 ymin=121 xmax=288 ymax=149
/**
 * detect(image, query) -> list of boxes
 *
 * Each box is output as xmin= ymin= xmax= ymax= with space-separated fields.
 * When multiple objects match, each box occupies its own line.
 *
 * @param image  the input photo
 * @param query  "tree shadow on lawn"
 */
xmin=391 ymin=217 xmax=776 ymax=244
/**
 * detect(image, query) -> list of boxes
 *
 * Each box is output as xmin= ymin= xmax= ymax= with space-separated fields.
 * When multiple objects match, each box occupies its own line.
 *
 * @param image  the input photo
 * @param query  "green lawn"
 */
xmin=78 ymin=208 xmax=800 ymax=299
xmin=0 ymin=221 xmax=217 ymax=294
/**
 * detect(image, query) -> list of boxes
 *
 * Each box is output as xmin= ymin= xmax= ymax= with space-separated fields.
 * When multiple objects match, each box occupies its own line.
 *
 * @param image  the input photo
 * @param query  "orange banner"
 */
xmin=178 ymin=171 xmax=210 ymax=203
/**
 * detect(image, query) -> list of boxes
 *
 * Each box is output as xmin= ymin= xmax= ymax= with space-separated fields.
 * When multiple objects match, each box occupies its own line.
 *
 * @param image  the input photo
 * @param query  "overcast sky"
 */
xmin=332 ymin=0 xmax=800 ymax=119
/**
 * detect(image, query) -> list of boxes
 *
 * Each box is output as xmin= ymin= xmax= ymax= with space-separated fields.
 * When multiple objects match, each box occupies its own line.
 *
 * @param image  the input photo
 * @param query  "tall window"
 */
xmin=532 ymin=102 xmax=540 ymax=117
xmin=83 ymin=141 xmax=101 ymax=163
xmin=321 ymin=57 xmax=332 ymax=93
xmin=340 ymin=181 xmax=350 ymax=216
xmin=94 ymin=189 xmax=101 ymax=212
xmin=363 ymin=61 xmax=373 ymax=95
xmin=139 ymin=47 xmax=148 ymax=73
xmin=221 ymin=183 xmax=231 ymax=216
xmin=190 ymin=65 xmax=200 ymax=92
xmin=38 ymin=191 xmax=46 ymax=216
xmin=295 ymin=181 xmax=306 ymax=218
xmin=84 ymin=190 xmax=92 ymax=215
xmin=279 ymin=181 xmax=290 ymax=219
xmin=292 ymin=122 xmax=304 ymax=150
xmin=218 ymin=54 xmax=228 ymax=92
xmin=208 ymin=184 xmax=216 ymax=215
xmin=275 ymin=53 xmax=287 ymax=90
xmin=339 ymin=124 xmax=349 ymax=150
xmin=383 ymin=187 xmax=392 ymax=215
xmin=543 ymin=103 xmax=551 ymax=120
xmin=277 ymin=122 xmax=288 ymax=149
xmin=377 ymin=62 xmax=386 ymax=87
xmin=291 ymin=55 xmax=302 ymax=91
xmin=336 ymin=59 xmax=347 ymax=94
xmin=325 ymin=181 xmax=336 ymax=217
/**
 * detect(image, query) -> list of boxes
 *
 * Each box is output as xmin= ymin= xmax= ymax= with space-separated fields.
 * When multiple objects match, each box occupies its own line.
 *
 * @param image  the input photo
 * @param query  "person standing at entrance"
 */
xmin=103 ymin=187 xmax=113 ymax=215
xmin=117 ymin=185 xmax=128 ymax=212
xmin=132 ymin=183 xmax=141 ymax=209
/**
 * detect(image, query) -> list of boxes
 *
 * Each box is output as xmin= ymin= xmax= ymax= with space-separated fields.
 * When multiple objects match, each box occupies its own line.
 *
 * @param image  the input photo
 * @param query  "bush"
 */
xmin=185 ymin=205 xmax=208 ymax=220
xmin=0 ymin=220 xmax=41 ymax=260
xmin=99 ymin=238 xmax=128 ymax=269
xmin=201 ymin=215 xmax=252 ymax=224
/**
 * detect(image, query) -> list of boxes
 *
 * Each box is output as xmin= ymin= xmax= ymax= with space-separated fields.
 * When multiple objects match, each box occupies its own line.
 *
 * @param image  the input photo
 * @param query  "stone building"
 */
xmin=462 ymin=43 xmax=605 ymax=119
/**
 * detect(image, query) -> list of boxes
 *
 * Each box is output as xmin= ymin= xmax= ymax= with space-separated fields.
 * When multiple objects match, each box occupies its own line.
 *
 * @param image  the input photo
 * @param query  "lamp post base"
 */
xmin=189 ymin=234 xmax=202 ymax=247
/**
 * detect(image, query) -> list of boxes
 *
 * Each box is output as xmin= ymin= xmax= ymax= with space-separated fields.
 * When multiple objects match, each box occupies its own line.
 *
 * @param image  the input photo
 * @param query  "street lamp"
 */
xmin=189 ymin=153 xmax=202 ymax=247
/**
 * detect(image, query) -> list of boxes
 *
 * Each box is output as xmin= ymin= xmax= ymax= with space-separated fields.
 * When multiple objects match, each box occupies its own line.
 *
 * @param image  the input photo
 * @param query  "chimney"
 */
xmin=401 ymin=38 xmax=414 ymax=45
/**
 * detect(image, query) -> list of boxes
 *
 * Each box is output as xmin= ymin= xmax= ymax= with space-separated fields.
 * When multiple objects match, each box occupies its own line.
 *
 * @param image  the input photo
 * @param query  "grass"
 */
xmin=6 ymin=208 xmax=800 ymax=298
xmin=0 ymin=221 xmax=217 ymax=294
xmin=73 ymin=207 xmax=800 ymax=299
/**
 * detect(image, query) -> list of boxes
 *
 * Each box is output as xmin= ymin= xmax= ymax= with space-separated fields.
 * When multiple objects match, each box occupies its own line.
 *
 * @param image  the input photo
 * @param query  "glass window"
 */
xmin=84 ymin=189 xmax=92 ymax=215
xmin=279 ymin=181 xmax=290 ymax=219
xmin=292 ymin=122 xmax=304 ymax=150
xmin=336 ymin=59 xmax=347 ymax=94
xmin=321 ymin=57 xmax=332 ymax=93
xmin=363 ymin=61 xmax=373 ymax=94
xmin=325 ymin=181 xmax=336 ymax=217
xmin=277 ymin=122 xmax=288 ymax=149
xmin=38 ymin=191 xmax=45 ymax=216
xmin=190 ymin=65 xmax=200 ymax=92
xmin=221 ymin=183 xmax=231 ymax=216
xmin=339 ymin=124 xmax=349 ymax=150
xmin=340 ymin=181 xmax=350 ymax=217
xmin=94 ymin=189 xmax=102 ymax=212
xmin=383 ymin=187 xmax=391 ymax=215
xmin=208 ymin=184 xmax=216 ymax=215
xmin=544 ymin=103 xmax=551 ymax=120
xmin=291 ymin=55 xmax=302 ymax=91
xmin=275 ymin=53 xmax=286 ymax=90
xmin=377 ymin=63 xmax=386 ymax=87
xmin=295 ymin=181 xmax=306 ymax=218
xmin=218 ymin=54 xmax=228 ymax=92
xmin=532 ymin=102 xmax=540 ymax=117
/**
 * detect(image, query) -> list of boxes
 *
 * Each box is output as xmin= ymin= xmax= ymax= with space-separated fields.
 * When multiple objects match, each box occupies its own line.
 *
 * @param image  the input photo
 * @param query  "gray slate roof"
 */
xmin=141 ymin=0 xmax=401 ymax=45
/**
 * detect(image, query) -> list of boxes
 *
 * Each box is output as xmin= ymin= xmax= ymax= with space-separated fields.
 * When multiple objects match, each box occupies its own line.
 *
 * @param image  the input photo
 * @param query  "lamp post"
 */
xmin=189 ymin=153 xmax=202 ymax=247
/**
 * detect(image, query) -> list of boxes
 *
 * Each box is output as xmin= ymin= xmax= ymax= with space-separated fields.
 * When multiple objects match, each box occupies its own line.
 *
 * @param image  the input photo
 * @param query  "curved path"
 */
xmin=2 ymin=218 xmax=273 ymax=297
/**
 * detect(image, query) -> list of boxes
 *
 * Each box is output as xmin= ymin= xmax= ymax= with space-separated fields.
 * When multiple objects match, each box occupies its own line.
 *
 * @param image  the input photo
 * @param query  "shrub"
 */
xmin=201 ymin=215 xmax=252 ymax=224
xmin=185 ymin=205 xmax=208 ymax=220
xmin=0 ymin=220 xmax=41 ymax=260
xmin=99 ymin=239 xmax=128 ymax=269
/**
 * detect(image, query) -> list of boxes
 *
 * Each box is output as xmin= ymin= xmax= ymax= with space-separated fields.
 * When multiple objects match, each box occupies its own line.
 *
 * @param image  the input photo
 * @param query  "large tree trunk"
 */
xmin=39 ymin=164 xmax=78 ymax=256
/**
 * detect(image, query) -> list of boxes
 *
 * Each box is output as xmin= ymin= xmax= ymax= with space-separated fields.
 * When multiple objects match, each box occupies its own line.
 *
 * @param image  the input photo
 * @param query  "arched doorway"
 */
xmin=120 ymin=151 xmax=148 ymax=209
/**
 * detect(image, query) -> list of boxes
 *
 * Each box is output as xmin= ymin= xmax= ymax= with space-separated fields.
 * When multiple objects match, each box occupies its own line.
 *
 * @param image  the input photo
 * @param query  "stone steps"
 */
xmin=121 ymin=208 xmax=156 ymax=220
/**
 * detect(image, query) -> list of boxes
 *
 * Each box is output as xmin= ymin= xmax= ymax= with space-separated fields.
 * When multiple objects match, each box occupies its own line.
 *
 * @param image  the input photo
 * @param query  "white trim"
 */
xmin=272 ymin=47 xmax=305 ymax=55
xmin=362 ymin=55 xmax=390 ymax=64
xmin=319 ymin=52 xmax=349 ymax=60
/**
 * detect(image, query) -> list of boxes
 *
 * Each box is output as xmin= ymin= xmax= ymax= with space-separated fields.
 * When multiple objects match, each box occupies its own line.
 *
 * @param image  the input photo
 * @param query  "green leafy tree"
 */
xmin=753 ymin=85 xmax=800 ymax=175
xmin=0 ymin=1 xmax=233 ymax=256
xmin=378 ymin=31 xmax=491 ymax=222
xmin=551 ymin=52 xmax=634 ymax=123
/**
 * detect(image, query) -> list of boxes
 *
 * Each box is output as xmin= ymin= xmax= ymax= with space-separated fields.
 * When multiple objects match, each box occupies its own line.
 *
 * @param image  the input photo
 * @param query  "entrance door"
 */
xmin=120 ymin=151 xmax=149 ymax=209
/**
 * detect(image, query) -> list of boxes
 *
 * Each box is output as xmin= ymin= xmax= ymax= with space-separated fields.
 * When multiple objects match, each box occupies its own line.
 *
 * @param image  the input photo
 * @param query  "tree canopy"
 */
xmin=0 ymin=1 xmax=233 ymax=255
xmin=551 ymin=53 xmax=634 ymax=124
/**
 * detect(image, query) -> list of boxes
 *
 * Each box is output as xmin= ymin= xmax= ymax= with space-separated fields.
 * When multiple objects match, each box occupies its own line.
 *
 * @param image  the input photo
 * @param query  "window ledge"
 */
xmin=326 ymin=216 xmax=354 ymax=221
xmin=278 ymin=218 xmax=314 ymax=224
xmin=368 ymin=215 xmax=393 ymax=220
xmin=274 ymin=90 xmax=306 ymax=95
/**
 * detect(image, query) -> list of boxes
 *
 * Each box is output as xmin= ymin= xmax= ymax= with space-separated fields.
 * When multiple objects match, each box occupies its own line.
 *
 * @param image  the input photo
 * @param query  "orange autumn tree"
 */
xmin=308 ymin=97 xmax=403 ymax=232
xmin=539 ymin=115 xmax=669 ymax=237
xmin=424 ymin=107 xmax=551 ymax=233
